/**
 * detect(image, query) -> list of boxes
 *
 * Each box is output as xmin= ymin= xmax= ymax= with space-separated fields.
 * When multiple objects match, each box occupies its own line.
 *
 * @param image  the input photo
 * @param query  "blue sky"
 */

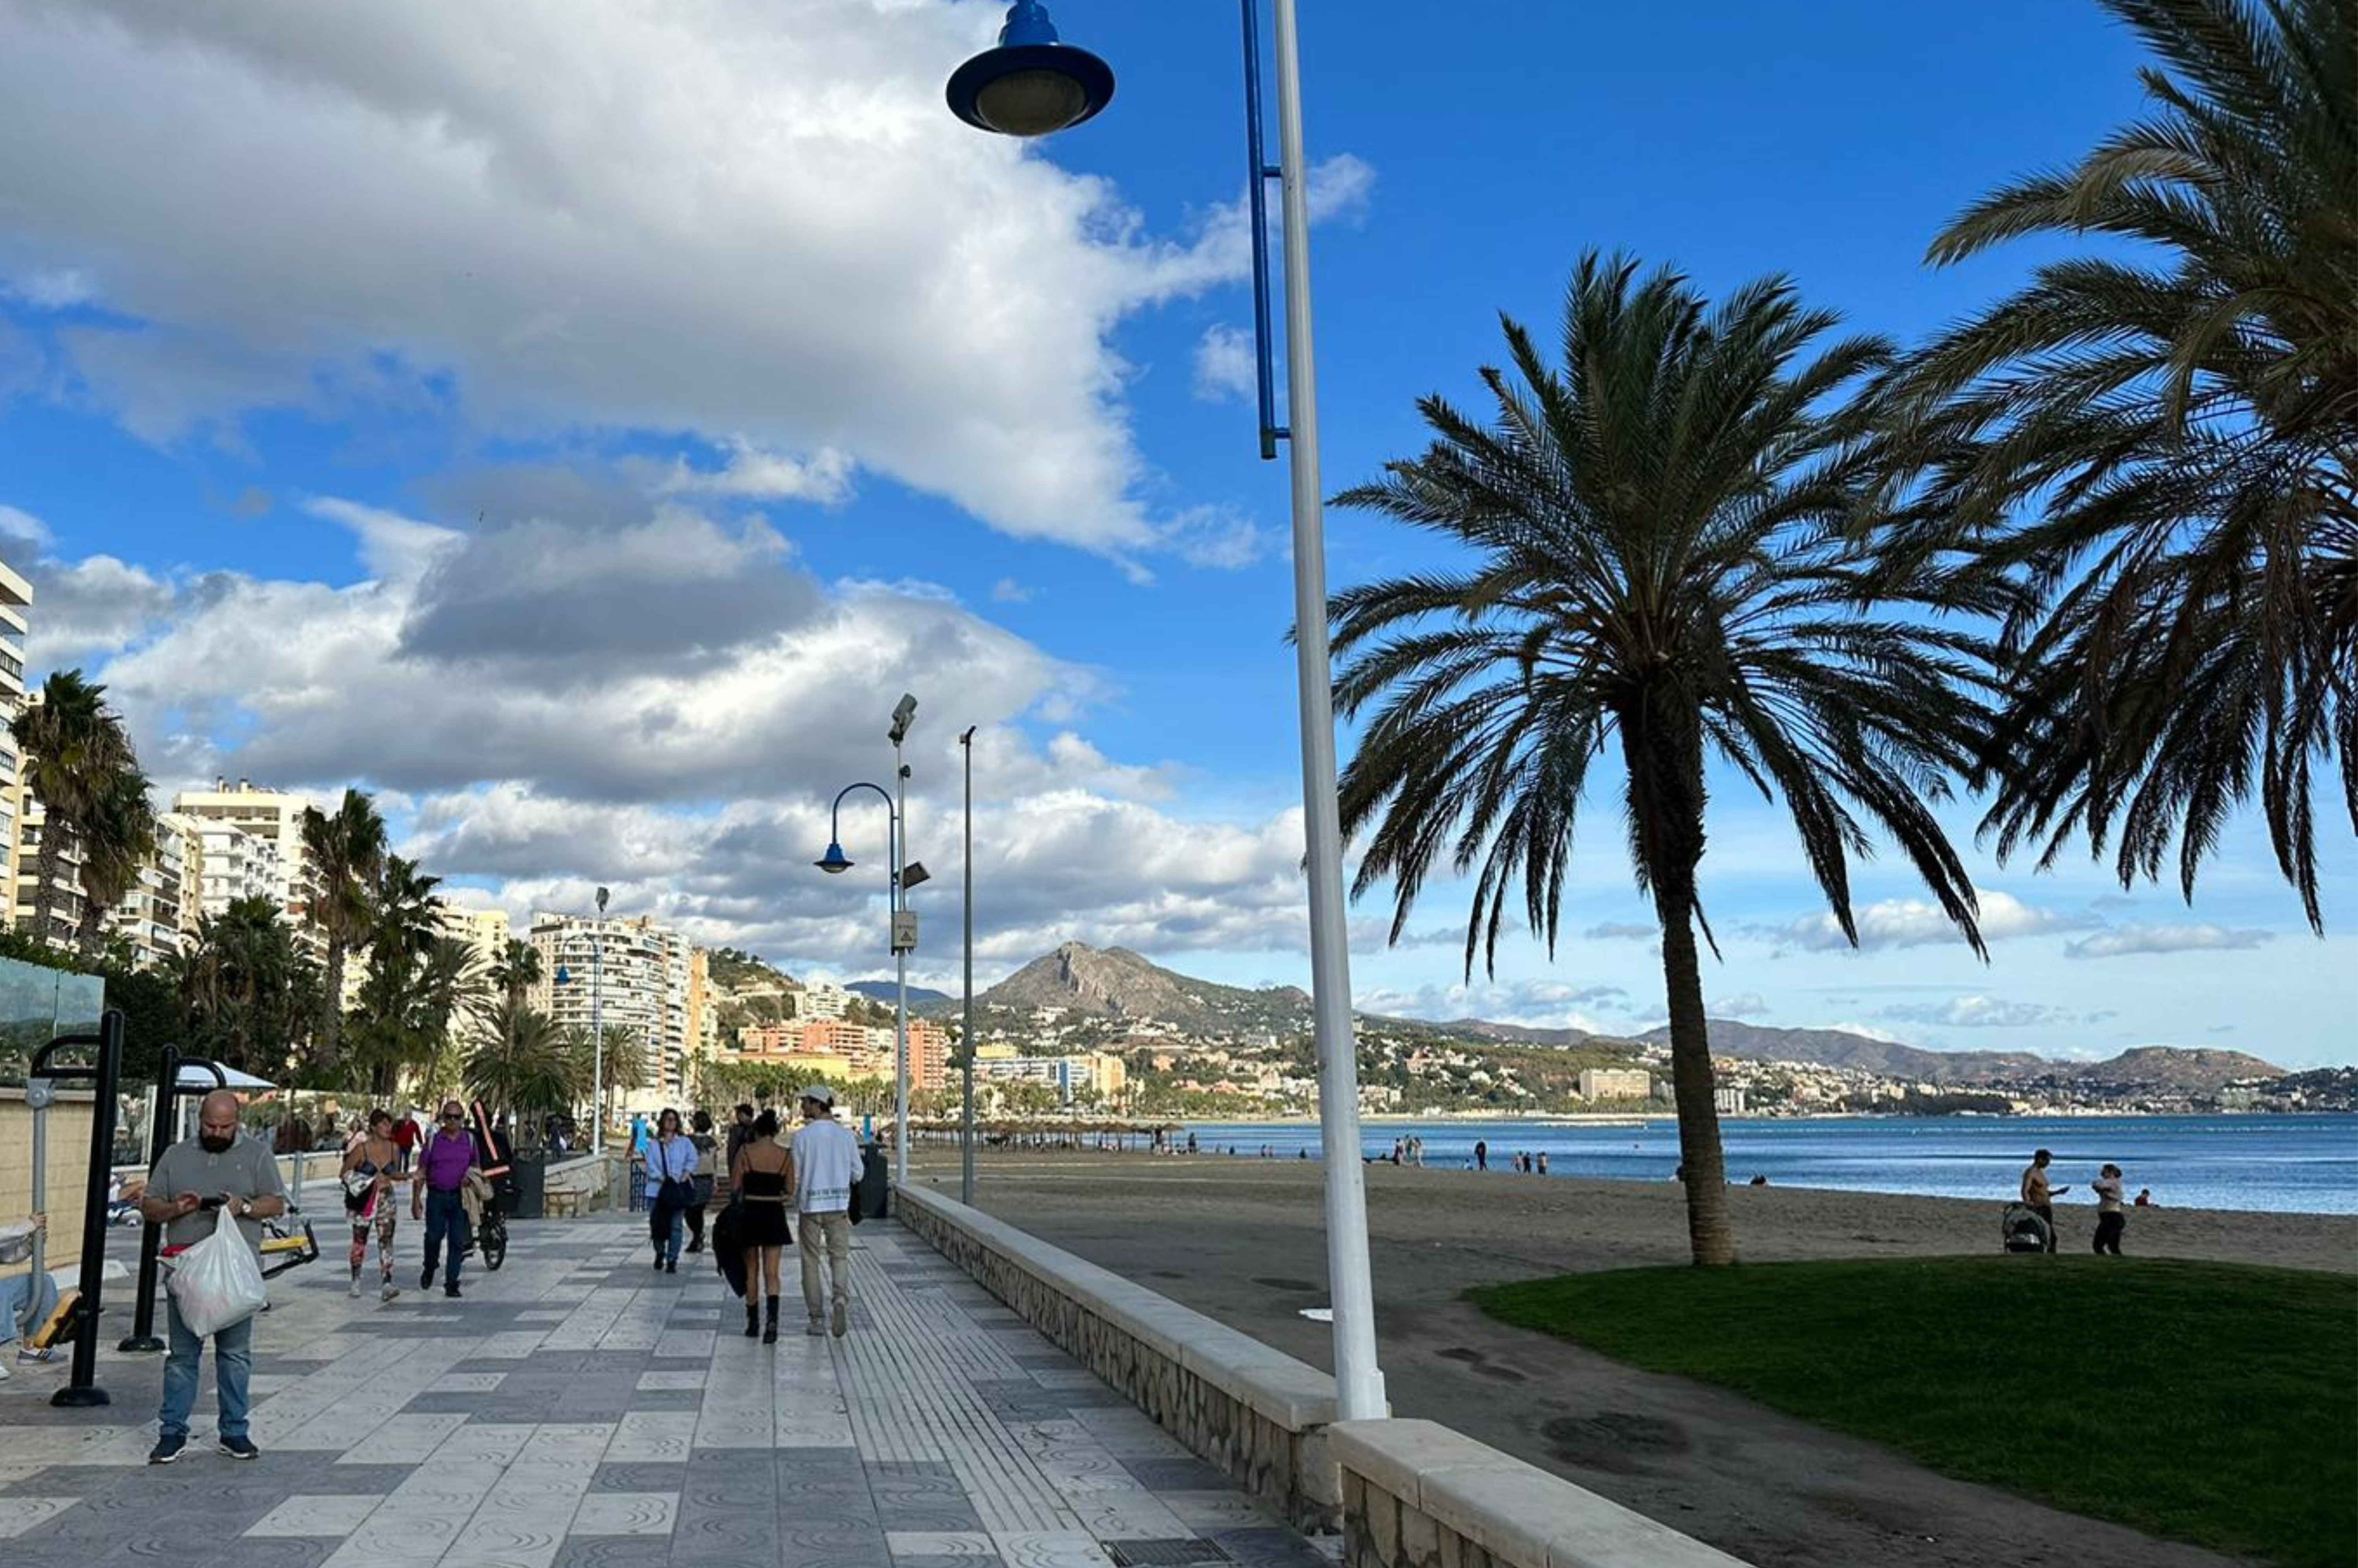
xmin=2 ymin=0 xmax=2349 ymax=1066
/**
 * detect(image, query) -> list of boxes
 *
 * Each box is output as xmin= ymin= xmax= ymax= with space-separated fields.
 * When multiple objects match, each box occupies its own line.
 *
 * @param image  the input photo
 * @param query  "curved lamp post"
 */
xmin=949 ymin=0 xmax=1383 ymax=1423
xmin=553 ymin=883 xmax=612 ymax=1155
xmin=819 ymin=700 xmax=927 ymax=1185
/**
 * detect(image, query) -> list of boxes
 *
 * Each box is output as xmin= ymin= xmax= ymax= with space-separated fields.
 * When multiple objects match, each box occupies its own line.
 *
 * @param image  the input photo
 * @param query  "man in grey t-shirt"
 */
xmin=139 ymin=1090 xmax=287 ymax=1465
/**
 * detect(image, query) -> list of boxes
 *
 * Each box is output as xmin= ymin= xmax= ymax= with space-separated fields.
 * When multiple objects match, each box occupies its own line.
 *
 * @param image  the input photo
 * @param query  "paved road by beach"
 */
xmin=910 ymin=1149 xmax=2357 ymax=1568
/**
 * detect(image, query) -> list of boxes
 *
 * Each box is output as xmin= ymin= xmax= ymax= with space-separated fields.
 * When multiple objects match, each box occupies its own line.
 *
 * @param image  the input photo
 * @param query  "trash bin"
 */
xmin=856 ymin=1143 xmax=890 ymax=1220
xmin=505 ymin=1153 xmax=547 ymax=1221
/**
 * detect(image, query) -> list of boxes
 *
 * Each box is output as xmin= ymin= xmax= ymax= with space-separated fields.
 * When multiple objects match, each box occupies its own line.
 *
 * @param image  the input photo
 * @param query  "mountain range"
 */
xmin=953 ymin=941 xmax=2284 ymax=1089
xmin=846 ymin=979 xmax=953 ymax=1007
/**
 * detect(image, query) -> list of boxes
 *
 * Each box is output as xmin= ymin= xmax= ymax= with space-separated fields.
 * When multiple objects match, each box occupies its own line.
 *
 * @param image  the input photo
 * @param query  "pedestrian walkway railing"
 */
xmin=896 ymin=1182 xmax=1352 ymax=1532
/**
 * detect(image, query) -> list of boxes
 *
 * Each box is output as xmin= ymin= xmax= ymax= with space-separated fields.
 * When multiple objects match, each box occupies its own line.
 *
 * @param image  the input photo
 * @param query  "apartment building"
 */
xmin=975 ymin=1050 xmax=1126 ymax=1104
xmin=0 ymin=556 xmax=27 ymax=913
xmin=1578 ymin=1067 xmax=1653 ymax=1102
xmin=171 ymin=779 xmax=318 ymax=940
xmin=527 ymin=911 xmax=692 ymax=1111
xmin=797 ymin=980 xmax=851 ymax=1021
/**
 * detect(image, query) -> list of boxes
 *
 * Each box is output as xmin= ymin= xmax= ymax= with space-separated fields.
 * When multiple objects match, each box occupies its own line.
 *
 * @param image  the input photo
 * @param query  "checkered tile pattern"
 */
xmin=0 ymin=1209 xmax=1334 ymax=1568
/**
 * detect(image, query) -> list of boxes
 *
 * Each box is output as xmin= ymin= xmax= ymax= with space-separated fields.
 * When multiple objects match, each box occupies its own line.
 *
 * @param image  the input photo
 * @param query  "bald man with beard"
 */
xmin=139 ymin=1089 xmax=287 ymax=1464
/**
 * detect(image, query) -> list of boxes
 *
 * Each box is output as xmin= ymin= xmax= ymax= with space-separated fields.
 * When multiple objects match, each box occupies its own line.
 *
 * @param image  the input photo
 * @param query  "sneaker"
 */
xmin=831 ymin=1301 xmax=848 ymax=1338
xmin=444 ymin=1285 xmax=461 ymax=1299
xmin=805 ymin=1318 xmax=825 ymax=1337
xmin=665 ymin=1259 xmax=677 ymax=1274
xmin=219 ymin=1436 xmax=260 ymax=1460
xmin=421 ymin=1264 xmax=436 ymax=1290
xmin=148 ymin=1435 xmax=186 ymax=1465
xmin=380 ymin=1284 xmax=401 ymax=1303
xmin=0 ymin=1360 xmax=11 ymax=1381
xmin=16 ymin=1346 xmax=54 ymax=1363
xmin=348 ymin=1278 xmax=363 ymax=1299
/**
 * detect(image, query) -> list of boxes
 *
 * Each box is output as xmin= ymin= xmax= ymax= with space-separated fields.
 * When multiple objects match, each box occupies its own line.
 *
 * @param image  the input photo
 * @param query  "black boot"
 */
xmin=762 ymin=1297 xmax=779 ymax=1344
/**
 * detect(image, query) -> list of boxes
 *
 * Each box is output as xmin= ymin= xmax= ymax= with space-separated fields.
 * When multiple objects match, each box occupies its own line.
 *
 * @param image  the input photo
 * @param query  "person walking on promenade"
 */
xmin=140 ymin=1089 xmax=287 ymax=1463
xmin=389 ymin=1102 xmax=421 ymax=1173
xmin=2091 ymin=1164 xmax=2128 ymax=1255
xmin=1474 ymin=1139 xmax=1488 ymax=1171
xmin=644 ymin=1109 xmax=698 ymax=1274
xmin=2020 ymin=1149 xmax=2069 ymax=1254
xmin=725 ymin=1102 xmax=756 ymax=1171
xmin=412 ymin=1100 xmax=478 ymax=1298
xmin=685 ymin=1110 xmax=719 ymax=1254
xmin=790 ymin=1085 xmax=859 ymax=1339
xmin=341 ymin=1109 xmax=403 ymax=1301
xmin=733 ymin=1109 xmax=792 ymax=1341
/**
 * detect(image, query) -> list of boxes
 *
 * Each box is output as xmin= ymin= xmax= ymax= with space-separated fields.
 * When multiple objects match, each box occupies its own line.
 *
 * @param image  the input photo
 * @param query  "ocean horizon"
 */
xmin=1181 ymin=1112 xmax=2358 ymax=1215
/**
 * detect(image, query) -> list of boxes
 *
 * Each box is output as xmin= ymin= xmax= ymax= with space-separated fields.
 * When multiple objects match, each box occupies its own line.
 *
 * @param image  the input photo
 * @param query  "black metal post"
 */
xmin=120 ymin=1047 xmax=223 ymax=1352
xmin=29 ymin=1009 xmax=126 ymax=1407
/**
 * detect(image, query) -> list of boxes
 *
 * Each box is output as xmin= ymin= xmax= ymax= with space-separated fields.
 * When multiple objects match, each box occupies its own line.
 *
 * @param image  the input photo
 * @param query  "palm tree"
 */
xmin=467 ymin=998 xmax=583 ymax=1122
xmin=1328 ymin=255 xmax=1995 ymax=1264
xmin=73 ymin=766 xmax=159 ymax=958
xmin=488 ymin=938 xmax=543 ymax=1008
xmin=300 ymin=788 xmax=387 ymax=1067
xmin=170 ymin=894 xmax=316 ymax=1076
xmin=10 ymin=670 xmax=136 ymax=948
xmin=1892 ymin=0 xmax=2356 ymax=928
xmin=572 ymin=1023 xmax=650 ymax=1109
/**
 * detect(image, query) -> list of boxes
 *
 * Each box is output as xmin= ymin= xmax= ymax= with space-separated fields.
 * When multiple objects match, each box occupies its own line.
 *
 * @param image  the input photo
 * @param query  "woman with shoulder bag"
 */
xmin=644 ymin=1109 xmax=698 ymax=1274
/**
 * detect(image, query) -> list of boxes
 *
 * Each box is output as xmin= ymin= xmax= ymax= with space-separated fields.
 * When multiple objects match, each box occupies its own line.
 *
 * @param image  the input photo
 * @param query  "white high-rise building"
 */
xmin=170 ymin=778 xmax=318 ymax=939
xmin=527 ymin=912 xmax=692 ymax=1112
xmin=184 ymin=816 xmax=286 ymax=922
xmin=0 ymin=555 xmax=28 ymax=915
xmin=799 ymin=980 xmax=851 ymax=1021
xmin=107 ymin=812 xmax=191 ymax=971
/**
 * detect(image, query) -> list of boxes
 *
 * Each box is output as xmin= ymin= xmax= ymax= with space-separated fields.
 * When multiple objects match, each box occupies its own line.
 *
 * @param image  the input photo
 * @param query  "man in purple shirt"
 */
xmin=410 ymin=1100 xmax=478 ymax=1299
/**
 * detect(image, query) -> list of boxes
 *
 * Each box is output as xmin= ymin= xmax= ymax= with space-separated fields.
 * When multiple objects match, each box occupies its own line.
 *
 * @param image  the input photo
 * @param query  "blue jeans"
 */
xmin=423 ymin=1189 xmax=467 ymax=1288
xmin=2 ymin=1271 xmax=59 ymax=1348
xmin=160 ymin=1298 xmax=253 ymax=1441
xmin=650 ymin=1189 xmax=685 ymax=1263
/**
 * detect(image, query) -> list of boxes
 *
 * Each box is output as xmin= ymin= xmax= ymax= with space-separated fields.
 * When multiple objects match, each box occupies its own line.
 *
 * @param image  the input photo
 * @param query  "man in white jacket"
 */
xmin=789 ymin=1086 xmax=859 ymax=1338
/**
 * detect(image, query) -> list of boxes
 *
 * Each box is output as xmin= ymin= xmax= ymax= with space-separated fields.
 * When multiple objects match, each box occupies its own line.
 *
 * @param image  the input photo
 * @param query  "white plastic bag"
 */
xmin=166 ymin=1204 xmax=268 ymax=1337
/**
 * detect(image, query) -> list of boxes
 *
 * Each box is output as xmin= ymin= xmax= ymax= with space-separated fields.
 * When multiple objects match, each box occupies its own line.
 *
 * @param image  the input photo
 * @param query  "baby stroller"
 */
xmin=2001 ymin=1203 xmax=2052 ymax=1254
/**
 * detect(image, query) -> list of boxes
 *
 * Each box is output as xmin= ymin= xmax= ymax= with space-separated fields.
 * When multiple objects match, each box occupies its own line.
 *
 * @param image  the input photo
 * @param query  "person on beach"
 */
xmin=1474 ymin=1139 xmax=1488 ymax=1171
xmin=2135 ymin=1188 xmax=2154 ymax=1208
xmin=2091 ymin=1164 xmax=2128 ymax=1255
xmin=685 ymin=1110 xmax=719 ymax=1254
xmin=141 ymin=1089 xmax=288 ymax=1463
xmin=412 ymin=1100 xmax=478 ymax=1298
xmin=2020 ymin=1149 xmax=2068 ymax=1253
xmin=643 ymin=1109 xmax=698 ymax=1273
xmin=340 ymin=1109 xmax=402 ymax=1301
xmin=790 ymin=1085 xmax=859 ymax=1339
xmin=1536 ymin=1152 xmax=1549 ymax=1176
xmin=733 ymin=1108 xmax=792 ymax=1342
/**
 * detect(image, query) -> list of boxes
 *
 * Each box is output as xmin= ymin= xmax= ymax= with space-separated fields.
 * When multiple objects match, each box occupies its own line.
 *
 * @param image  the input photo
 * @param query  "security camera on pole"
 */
xmin=817 ymin=693 xmax=929 ymax=1188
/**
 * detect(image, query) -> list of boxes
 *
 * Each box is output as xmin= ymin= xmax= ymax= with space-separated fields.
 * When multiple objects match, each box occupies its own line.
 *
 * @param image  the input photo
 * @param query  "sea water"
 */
xmin=1181 ymin=1113 xmax=2358 ymax=1214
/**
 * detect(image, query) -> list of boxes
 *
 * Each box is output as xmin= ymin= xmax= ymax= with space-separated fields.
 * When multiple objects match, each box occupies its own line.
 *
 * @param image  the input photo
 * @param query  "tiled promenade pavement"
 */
xmin=0 ymin=1211 xmax=1331 ymax=1568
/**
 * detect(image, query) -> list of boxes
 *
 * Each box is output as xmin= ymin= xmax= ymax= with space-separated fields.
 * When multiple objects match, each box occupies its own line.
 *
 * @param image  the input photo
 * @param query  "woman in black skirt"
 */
xmin=732 ymin=1109 xmax=792 ymax=1342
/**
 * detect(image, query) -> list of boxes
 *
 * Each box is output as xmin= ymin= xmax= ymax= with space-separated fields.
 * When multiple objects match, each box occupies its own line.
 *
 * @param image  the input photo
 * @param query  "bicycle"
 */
xmin=470 ymin=1197 xmax=508 ymax=1272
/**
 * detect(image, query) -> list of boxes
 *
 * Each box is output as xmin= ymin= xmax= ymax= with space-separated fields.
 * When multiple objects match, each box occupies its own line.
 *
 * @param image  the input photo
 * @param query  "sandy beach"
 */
xmin=906 ymin=1148 xmax=2355 ymax=1568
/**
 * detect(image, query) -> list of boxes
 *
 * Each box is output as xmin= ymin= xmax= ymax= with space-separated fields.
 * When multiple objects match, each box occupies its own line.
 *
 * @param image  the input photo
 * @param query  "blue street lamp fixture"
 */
xmin=945 ymin=0 xmax=1114 ymax=137
xmin=948 ymin=0 xmax=1385 ymax=1423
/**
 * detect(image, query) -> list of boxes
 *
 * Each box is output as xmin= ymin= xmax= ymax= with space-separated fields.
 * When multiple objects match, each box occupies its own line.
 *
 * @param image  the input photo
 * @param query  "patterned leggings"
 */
xmin=349 ymin=1208 xmax=397 ymax=1282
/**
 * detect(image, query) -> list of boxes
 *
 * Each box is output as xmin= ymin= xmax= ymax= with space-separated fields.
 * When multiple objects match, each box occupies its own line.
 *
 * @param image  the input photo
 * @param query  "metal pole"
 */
xmin=590 ymin=933 xmax=603 ymax=1156
xmin=23 ymin=1074 xmax=44 ymax=1345
xmin=960 ymin=726 xmax=977 ymax=1206
xmin=1271 ymin=0 xmax=1384 ymax=1422
xmin=892 ymin=735 xmax=910 ymax=1187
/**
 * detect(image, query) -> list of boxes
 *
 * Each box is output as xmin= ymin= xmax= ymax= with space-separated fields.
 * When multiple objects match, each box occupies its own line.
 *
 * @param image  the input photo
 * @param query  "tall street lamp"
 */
xmin=817 ymin=694 xmax=928 ymax=1186
xmin=554 ymin=883 xmax=612 ymax=1155
xmin=959 ymin=724 xmax=979 ymax=1206
xmin=949 ymin=0 xmax=1385 ymax=1421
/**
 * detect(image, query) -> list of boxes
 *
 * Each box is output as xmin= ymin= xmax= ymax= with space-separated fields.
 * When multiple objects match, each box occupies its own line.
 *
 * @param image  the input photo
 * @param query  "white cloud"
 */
xmin=5 ymin=267 xmax=94 ymax=308
xmin=0 ymin=2 xmax=1370 ymax=562
xmin=1583 ymin=922 xmax=1656 ymax=941
xmin=1355 ymin=977 xmax=1615 ymax=1034
xmin=989 ymin=577 xmax=1032 ymax=604
xmin=2063 ymin=924 xmax=2277 ymax=960
xmin=1714 ymin=992 xmax=1771 ymax=1019
xmin=1193 ymin=324 xmax=1257 ymax=404
xmin=1764 ymin=889 xmax=2097 ymax=953
xmin=1881 ymin=994 xmax=2071 ymax=1028
xmin=0 ymin=503 xmax=52 ymax=550
xmin=1161 ymin=505 xmax=1273 ymax=570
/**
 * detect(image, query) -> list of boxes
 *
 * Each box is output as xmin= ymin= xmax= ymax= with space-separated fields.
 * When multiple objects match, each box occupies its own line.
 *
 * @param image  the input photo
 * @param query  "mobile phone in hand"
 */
xmin=199 ymin=1196 xmax=228 ymax=1210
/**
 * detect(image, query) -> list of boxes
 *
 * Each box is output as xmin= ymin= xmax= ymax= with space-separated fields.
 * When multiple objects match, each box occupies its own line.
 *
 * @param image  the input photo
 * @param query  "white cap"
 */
xmin=800 ymin=1084 xmax=836 ymax=1107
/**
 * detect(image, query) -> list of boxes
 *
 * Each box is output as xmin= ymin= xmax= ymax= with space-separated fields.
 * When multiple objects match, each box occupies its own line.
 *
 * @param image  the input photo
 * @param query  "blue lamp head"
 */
xmin=554 ymin=964 xmax=571 ymax=986
xmin=947 ymin=0 xmax=1115 ymax=138
xmin=815 ymin=841 xmax=854 ymax=875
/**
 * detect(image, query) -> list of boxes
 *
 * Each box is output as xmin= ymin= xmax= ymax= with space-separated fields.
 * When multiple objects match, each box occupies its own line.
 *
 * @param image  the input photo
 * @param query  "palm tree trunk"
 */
xmin=28 ymin=829 xmax=61 ymax=949
xmin=320 ymin=937 xmax=345 ymax=1067
xmin=1654 ymin=866 xmax=1736 ymax=1266
xmin=73 ymin=891 xmax=107 ymax=960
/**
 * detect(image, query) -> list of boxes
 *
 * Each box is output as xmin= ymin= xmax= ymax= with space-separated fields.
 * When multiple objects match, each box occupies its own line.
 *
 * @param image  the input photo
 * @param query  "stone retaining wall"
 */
xmin=896 ymin=1182 xmax=1350 ymax=1532
xmin=1331 ymin=1418 xmax=1751 ymax=1568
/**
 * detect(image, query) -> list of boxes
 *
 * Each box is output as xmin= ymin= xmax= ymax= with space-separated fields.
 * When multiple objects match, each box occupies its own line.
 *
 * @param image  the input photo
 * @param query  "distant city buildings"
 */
xmin=171 ymin=778 xmax=319 ymax=948
xmin=0 ymin=557 xmax=28 ymax=913
xmin=735 ymin=1013 xmax=949 ymax=1092
xmin=1579 ymin=1067 xmax=1652 ymax=1102
xmin=973 ymin=1049 xmax=1126 ymax=1105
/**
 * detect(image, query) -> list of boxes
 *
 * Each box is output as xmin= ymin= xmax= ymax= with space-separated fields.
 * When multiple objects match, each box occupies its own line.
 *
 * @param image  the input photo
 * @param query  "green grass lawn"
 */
xmin=1471 ymin=1257 xmax=2356 ymax=1568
